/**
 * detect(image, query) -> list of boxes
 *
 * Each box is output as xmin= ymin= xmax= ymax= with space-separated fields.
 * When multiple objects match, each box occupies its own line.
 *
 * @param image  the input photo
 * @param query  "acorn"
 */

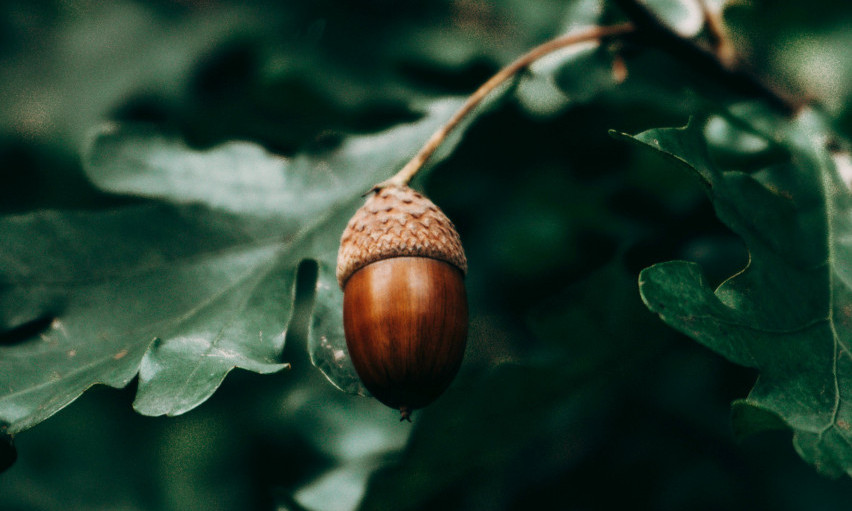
xmin=337 ymin=184 xmax=468 ymax=421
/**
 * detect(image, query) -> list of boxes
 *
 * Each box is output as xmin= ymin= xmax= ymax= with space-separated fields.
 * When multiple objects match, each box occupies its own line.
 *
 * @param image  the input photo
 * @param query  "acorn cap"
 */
xmin=337 ymin=185 xmax=467 ymax=288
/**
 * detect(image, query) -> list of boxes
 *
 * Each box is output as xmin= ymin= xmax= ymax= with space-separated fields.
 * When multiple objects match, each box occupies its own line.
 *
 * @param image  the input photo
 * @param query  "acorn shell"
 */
xmin=337 ymin=185 xmax=468 ymax=417
xmin=343 ymin=256 xmax=467 ymax=412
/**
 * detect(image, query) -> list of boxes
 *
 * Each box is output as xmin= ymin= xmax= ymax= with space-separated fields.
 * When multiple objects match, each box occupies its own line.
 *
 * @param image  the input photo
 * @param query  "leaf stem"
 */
xmin=379 ymin=22 xmax=636 ymax=189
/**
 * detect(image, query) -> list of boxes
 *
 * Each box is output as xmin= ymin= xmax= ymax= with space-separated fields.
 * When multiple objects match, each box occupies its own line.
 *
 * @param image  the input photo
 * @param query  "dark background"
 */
xmin=2 ymin=0 xmax=852 ymax=509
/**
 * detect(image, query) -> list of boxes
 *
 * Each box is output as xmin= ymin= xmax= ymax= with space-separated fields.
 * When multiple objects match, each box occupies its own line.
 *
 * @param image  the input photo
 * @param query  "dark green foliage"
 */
xmin=0 ymin=435 xmax=14 ymax=474
xmin=3 ymin=0 xmax=852 ymax=509
xmin=624 ymin=111 xmax=852 ymax=477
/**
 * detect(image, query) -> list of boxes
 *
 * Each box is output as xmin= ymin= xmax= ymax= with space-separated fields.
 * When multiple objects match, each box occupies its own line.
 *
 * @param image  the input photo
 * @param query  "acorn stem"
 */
xmin=381 ymin=22 xmax=635 ymax=189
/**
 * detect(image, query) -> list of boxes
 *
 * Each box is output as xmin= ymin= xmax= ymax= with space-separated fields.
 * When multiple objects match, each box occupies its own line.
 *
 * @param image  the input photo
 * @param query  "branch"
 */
xmin=611 ymin=0 xmax=799 ymax=114
xmin=379 ymin=22 xmax=636 ymax=189
xmin=379 ymin=2 xmax=803 ymax=190
xmin=698 ymin=0 xmax=737 ymax=67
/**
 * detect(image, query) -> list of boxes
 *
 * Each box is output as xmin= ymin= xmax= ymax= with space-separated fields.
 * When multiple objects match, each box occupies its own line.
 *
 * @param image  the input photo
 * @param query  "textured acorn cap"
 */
xmin=337 ymin=185 xmax=467 ymax=288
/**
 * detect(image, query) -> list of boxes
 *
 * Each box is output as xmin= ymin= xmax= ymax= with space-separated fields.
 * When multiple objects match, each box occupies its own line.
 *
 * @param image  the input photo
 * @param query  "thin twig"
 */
xmin=379 ymin=22 xmax=636 ymax=189
xmin=698 ymin=0 xmax=737 ymax=67
xmin=611 ymin=0 xmax=799 ymax=114
xmin=379 ymin=1 xmax=802 ymax=190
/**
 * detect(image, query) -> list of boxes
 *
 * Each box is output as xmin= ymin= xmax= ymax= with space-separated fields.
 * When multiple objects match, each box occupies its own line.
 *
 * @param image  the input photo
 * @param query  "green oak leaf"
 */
xmin=0 ymin=97 xmax=465 ymax=433
xmin=617 ymin=111 xmax=852 ymax=477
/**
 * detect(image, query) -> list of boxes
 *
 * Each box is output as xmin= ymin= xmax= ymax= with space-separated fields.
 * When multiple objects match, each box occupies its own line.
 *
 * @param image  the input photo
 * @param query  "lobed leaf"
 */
xmin=618 ymin=110 xmax=852 ymax=477
xmin=0 ymin=97 xmax=465 ymax=433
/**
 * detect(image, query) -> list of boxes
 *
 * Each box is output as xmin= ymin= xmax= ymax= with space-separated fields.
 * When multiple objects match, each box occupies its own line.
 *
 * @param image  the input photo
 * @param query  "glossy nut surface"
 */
xmin=343 ymin=256 xmax=468 ymax=412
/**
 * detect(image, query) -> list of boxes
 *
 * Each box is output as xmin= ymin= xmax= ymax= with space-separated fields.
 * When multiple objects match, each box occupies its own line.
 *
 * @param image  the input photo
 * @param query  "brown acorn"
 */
xmin=337 ymin=184 xmax=468 ymax=421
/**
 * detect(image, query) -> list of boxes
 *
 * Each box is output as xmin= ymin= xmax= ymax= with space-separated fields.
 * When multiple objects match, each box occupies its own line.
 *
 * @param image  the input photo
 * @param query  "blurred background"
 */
xmin=3 ymin=0 xmax=852 ymax=509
